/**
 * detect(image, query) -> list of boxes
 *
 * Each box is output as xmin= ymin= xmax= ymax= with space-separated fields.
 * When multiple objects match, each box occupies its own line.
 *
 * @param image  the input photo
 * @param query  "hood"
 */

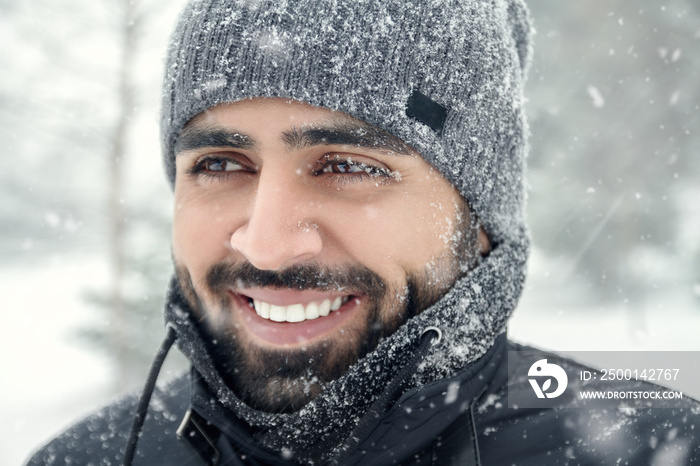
xmin=164 ymin=229 xmax=529 ymax=464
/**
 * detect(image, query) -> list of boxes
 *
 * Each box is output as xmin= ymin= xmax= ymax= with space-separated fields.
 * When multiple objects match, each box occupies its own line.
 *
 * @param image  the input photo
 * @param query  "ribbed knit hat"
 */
xmin=161 ymin=0 xmax=532 ymax=244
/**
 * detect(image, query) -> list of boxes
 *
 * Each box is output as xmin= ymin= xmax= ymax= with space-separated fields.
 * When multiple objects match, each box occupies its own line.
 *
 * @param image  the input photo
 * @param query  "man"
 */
xmin=27 ymin=0 xmax=700 ymax=465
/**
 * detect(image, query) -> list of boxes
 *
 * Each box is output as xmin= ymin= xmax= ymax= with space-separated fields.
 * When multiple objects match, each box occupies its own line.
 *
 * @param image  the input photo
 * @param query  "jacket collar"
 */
xmin=164 ymin=232 xmax=527 ymax=463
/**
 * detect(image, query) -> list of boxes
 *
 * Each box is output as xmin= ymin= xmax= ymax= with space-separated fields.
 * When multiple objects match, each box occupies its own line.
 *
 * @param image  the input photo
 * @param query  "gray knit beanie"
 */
xmin=161 ymin=0 xmax=532 ymax=245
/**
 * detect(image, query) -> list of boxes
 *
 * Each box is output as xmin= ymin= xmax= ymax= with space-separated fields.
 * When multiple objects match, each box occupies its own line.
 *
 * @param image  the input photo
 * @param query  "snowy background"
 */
xmin=2 ymin=1 xmax=700 ymax=464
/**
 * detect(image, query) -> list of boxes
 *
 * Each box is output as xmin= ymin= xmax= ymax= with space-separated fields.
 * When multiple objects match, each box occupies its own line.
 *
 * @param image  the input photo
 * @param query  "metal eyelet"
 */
xmin=421 ymin=326 xmax=442 ymax=346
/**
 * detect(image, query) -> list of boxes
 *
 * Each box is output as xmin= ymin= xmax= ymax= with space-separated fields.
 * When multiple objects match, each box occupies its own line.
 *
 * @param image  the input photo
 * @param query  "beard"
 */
xmin=175 ymin=207 xmax=480 ymax=413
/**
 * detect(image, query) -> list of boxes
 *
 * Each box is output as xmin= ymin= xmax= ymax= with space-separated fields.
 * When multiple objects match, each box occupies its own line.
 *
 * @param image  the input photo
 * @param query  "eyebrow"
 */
xmin=175 ymin=126 xmax=256 ymax=153
xmin=282 ymin=122 xmax=413 ymax=156
xmin=175 ymin=120 xmax=413 ymax=156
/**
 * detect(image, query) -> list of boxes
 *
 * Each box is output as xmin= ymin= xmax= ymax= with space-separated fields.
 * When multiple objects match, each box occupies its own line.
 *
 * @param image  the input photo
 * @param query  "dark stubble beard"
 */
xmin=175 ymin=207 xmax=480 ymax=413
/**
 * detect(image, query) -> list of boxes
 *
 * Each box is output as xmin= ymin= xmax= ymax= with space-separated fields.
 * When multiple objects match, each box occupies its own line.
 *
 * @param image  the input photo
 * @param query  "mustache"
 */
xmin=206 ymin=261 xmax=387 ymax=297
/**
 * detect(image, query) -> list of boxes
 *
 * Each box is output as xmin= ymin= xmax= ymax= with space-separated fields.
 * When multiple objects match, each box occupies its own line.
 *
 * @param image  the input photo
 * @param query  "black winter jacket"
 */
xmin=27 ymin=335 xmax=700 ymax=465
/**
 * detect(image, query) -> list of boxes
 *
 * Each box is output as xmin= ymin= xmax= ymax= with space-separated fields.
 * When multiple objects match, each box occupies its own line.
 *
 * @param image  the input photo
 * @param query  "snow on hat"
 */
xmin=161 ymin=0 xmax=532 ymax=244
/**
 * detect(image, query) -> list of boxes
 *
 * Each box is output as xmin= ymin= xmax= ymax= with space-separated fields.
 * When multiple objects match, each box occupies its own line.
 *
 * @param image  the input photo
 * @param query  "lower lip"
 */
xmin=228 ymin=291 xmax=363 ymax=347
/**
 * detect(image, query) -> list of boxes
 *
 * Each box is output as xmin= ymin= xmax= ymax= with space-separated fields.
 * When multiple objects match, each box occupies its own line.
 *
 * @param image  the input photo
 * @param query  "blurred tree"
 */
xmin=81 ymin=0 xmax=188 ymax=390
xmin=0 ymin=0 xmax=186 ymax=392
xmin=0 ymin=2 xmax=113 ymax=258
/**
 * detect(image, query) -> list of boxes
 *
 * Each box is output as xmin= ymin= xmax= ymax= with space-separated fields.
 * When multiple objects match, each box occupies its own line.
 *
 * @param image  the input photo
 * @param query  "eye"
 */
xmin=203 ymin=158 xmax=245 ymax=172
xmin=320 ymin=159 xmax=367 ymax=175
xmin=188 ymin=154 xmax=255 ymax=178
xmin=316 ymin=155 xmax=397 ymax=183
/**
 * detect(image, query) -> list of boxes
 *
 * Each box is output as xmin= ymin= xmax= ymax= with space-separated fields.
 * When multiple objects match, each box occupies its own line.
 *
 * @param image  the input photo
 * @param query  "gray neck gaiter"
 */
xmin=164 ymin=230 xmax=528 ymax=464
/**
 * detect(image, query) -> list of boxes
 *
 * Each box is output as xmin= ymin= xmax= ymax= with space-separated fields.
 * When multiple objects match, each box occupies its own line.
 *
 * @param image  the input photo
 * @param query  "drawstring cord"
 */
xmin=122 ymin=324 xmax=177 ymax=466
xmin=331 ymin=327 xmax=442 ymax=465
xmin=121 ymin=324 xmax=445 ymax=465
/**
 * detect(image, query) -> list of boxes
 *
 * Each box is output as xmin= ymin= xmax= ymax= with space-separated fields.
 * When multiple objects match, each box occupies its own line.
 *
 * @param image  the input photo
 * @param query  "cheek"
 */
xmin=324 ymin=189 xmax=458 ymax=275
xmin=172 ymin=189 xmax=234 ymax=278
xmin=390 ymin=198 xmax=458 ymax=259
xmin=340 ymin=203 xmax=401 ymax=259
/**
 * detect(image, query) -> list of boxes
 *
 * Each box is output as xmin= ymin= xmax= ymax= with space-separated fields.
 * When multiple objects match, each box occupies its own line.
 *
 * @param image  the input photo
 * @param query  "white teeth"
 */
xmin=286 ymin=304 xmax=306 ymax=323
xmin=331 ymin=297 xmax=343 ymax=311
xmin=253 ymin=300 xmax=270 ymax=319
xmin=305 ymin=302 xmax=320 ymax=320
xmin=269 ymin=304 xmax=286 ymax=322
xmin=318 ymin=299 xmax=331 ymax=317
xmin=251 ymin=297 xmax=350 ymax=322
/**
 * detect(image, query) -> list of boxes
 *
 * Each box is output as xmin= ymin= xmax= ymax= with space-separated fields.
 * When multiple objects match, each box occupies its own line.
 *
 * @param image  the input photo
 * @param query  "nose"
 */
xmin=229 ymin=170 xmax=323 ymax=270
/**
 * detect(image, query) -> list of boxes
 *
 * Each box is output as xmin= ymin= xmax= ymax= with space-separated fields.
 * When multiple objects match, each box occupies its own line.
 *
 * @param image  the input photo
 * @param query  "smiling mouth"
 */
xmin=243 ymin=296 xmax=352 ymax=323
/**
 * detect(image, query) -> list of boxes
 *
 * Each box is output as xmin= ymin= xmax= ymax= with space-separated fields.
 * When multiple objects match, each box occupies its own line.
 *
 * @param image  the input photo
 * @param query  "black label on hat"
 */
xmin=406 ymin=90 xmax=447 ymax=135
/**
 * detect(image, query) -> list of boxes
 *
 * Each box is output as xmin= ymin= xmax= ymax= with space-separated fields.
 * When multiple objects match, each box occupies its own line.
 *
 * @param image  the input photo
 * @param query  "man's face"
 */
xmin=173 ymin=98 xmax=487 ymax=412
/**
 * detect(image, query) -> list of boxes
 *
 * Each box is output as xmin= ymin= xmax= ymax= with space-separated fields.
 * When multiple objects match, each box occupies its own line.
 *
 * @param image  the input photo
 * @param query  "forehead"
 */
xmin=176 ymin=98 xmax=415 ymax=156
